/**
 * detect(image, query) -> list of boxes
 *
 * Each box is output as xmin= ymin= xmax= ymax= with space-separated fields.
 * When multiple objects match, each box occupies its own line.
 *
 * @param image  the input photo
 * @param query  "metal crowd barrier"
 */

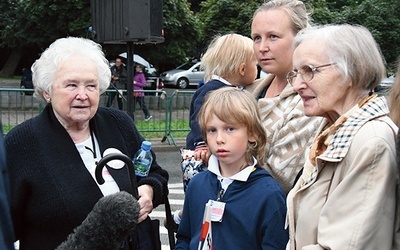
xmin=0 ymin=88 xmax=196 ymax=145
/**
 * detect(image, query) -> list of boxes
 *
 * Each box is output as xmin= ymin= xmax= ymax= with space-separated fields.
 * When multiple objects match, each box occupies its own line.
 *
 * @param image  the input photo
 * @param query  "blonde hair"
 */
xmin=253 ymin=0 xmax=312 ymax=35
xmin=198 ymin=87 xmax=267 ymax=165
xmin=389 ymin=60 xmax=400 ymax=126
xmin=201 ymin=33 xmax=254 ymax=82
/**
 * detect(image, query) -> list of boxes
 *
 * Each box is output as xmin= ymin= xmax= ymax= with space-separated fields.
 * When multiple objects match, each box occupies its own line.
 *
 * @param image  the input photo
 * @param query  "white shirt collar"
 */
xmin=210 ymin=75 xmax=232 ymax=85
xmin=208 ymin=154 xmax=257 ymax=182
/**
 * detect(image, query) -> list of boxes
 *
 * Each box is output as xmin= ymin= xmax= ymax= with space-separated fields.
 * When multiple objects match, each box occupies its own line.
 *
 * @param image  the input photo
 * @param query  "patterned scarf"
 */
xmin=301 ymin=93 xmax=378 ymax=186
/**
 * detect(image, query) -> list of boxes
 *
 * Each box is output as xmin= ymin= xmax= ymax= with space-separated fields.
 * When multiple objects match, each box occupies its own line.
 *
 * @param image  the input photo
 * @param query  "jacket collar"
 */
xmin=319 ymin=96 xmax=390 ymax=162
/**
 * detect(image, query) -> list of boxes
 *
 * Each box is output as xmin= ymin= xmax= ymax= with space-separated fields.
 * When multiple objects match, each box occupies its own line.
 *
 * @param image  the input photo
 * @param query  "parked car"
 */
xmin=159 ymin=61 xmax=204 ymax=89
xmin=143 ymin=64 xmax=164 ymax=91
xmin=375 ymin=76 xmax=395 ymax=95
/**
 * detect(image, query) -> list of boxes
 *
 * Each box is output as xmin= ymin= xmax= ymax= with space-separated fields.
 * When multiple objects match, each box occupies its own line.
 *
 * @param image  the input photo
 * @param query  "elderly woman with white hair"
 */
xmin=5 ymin=37 xmax=168 ymax=250
xmin=286 ymin=24 xmax=398 ymax=249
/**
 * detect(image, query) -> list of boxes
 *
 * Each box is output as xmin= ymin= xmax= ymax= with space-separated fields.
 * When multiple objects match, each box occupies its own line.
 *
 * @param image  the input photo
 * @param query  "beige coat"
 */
xmin=247 ymin=75 xmax=322 ymax=194
xmin=286 ymin=98 xmax=398 ymax=250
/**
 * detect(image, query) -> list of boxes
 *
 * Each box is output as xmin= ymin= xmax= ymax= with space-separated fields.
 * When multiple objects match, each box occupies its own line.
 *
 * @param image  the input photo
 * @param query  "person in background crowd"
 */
xmin=247 ymin=0 xmax=322 ymax=194
xmin=107 ymin=57 xmax=127 ymax=110
xmin=20 ymin=67 xmax=33 ymax=95
xmin=286 ymin=24 xmax=398 ymax=249
xmin=133 ymin=64 xmax=152 ymax=121
xmin=176 ymin=87 xmax=288 ymax=249
xmin=5 ymin=37 xmax=168 ymax=250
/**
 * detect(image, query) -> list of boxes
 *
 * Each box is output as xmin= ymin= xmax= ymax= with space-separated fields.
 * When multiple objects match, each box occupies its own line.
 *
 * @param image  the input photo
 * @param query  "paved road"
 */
xmin=150 ymin=146 xmax=185 ymax=249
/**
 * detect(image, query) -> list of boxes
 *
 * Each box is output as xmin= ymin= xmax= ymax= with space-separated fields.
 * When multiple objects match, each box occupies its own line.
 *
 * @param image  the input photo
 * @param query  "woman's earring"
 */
xmin=46 ymin=98 xmax=51 ymax=103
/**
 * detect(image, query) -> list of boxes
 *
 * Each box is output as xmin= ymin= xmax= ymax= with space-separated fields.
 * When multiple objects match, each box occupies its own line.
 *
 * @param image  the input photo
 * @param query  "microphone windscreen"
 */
xmin=56 ymin=191 xmax=140 ymax=250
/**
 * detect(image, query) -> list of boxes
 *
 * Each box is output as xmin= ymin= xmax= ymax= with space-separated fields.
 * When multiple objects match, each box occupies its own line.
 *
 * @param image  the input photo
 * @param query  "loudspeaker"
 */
xmin=90 ymin=0 xmax=164 ymax=44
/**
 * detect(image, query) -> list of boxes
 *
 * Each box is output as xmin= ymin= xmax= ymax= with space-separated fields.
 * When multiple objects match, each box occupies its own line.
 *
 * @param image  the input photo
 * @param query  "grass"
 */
xmin=2 ymin=125 xmax=14 ymax=134
xmin=135 ymin=119 xmax=189 ymax=139
xmin=2 ymin=118 xmax=189 ymax=139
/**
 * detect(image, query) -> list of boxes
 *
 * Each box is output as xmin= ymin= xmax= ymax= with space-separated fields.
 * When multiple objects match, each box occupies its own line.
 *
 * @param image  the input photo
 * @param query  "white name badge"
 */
xmin=209 ymin=200 xmax=226 ymax=222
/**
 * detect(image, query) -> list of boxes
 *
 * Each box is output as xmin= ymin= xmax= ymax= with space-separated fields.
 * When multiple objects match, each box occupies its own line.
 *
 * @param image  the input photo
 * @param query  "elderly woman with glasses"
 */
xmin=286 ymin=24 xmax=399 ymax=249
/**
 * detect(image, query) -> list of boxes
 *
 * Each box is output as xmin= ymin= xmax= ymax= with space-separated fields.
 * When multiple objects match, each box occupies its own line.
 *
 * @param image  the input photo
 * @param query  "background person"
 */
xmin=133 ymin=64 xmax=152 ymax=121
xmin=247 ymin=0 xmax=322 ymax=194
xmin=20 ymin=67 xmax=33 ymax=95
xmin=107 ymin=57 xmax=127 ymax=110
xmin=175 ymin=87 xmax=288 ymax=249
xmin=5 ymin=37 xmax=169 ymax=250
xmin=286 ymin=24 xmax=398 ymax=249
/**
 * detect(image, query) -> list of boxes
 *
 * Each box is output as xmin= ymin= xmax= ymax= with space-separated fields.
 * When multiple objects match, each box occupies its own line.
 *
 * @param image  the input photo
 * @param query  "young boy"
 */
xmin=175 ymin=88 xmax=288 ymax=249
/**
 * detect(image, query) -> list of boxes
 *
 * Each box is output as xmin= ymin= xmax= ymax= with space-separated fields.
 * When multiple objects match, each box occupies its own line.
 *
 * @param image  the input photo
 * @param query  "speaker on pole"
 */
xmin=90 ymin=0 xmax=164 ymax=44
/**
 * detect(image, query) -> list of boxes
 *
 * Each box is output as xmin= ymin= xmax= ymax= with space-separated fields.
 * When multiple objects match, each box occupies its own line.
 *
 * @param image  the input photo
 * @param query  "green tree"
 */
xmin=309 ymin=0 xmax=400 ymax=72
xmin=0 ymin=0 xmax=201 ymax=76
xmin=0 ymin=0 xmax=91 ymax=77
xmin=197 ymin=0 xmax=260 ymax=49
xmin=139 ymin=0 xmax=202 ymax=71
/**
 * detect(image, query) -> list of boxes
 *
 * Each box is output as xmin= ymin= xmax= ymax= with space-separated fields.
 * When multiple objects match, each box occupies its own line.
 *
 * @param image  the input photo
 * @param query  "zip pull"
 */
xmin=217 ymin=188 xmax=225 ymax=201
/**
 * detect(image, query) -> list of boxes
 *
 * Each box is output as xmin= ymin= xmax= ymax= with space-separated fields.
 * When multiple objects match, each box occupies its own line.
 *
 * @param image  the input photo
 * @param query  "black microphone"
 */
xmin=55 ymin=191 xmax=140 ymax=250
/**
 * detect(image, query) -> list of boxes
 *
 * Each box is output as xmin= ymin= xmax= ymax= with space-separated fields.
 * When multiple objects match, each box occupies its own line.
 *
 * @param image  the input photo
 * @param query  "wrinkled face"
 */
xmin=44 ymin=56 xmax=100 ymax=129
xmin=251 ymin=9 xmax=295 ymax=77
xmin=291 ymin=40 xmax=351 ymax=122
xmin=205 ymin=115 xmax=255 ymax=171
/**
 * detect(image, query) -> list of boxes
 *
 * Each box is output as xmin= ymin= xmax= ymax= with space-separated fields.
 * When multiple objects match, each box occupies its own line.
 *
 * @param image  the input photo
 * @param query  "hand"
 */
xmin=194 ymin=148 xmax=210 ymax=164
xmin=137 ymin=184 xmax=154 ymax=223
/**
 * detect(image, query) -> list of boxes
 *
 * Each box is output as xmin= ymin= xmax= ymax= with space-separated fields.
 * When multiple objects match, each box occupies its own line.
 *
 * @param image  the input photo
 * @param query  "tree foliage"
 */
xmin=0 ymin=0 xmax=399 ymax=75
xmin=197 ymin=0 xmax=260 ymax=49
xmin=0 ymin=0 xmax=91 ymax=49
xmin=141 ymin=0 xmax=202 ymax=68
xmin=308 ymin=0 xmax=400 ymax=71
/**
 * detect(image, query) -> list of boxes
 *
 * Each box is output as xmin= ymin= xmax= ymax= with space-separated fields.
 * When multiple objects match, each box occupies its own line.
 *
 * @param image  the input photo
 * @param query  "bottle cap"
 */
xmin=141 ymin=141 xmax=152 ymax=151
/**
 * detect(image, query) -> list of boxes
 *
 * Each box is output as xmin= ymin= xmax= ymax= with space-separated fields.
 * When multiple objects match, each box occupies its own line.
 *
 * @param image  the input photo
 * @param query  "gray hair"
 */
xmin=31 ymin=37 xmax=111 ymax=101
xmin=294 ymin=24 xmax=386 ymax=90
xmin=253 ymin=0 xmax=311 ymax=35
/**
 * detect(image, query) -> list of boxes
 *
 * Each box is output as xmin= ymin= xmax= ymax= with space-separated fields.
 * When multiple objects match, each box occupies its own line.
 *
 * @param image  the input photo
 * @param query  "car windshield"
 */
xmin=176 ymin=61 xmax=197 ymax=70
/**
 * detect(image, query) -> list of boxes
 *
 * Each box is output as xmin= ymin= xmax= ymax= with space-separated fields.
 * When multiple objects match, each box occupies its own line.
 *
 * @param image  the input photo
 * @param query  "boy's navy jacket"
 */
xmin=175 ymin=165 xmax=289 ymax=249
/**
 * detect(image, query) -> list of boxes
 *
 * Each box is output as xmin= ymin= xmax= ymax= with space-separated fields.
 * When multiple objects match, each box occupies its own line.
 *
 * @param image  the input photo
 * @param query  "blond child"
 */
xmin=175 ymin=87 xmax=288 ymax=249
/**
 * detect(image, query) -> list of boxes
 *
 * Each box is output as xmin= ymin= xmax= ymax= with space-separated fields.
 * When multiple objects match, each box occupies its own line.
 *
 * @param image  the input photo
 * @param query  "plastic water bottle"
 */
xmin=133 ymin=141 xmax=153 ymax=177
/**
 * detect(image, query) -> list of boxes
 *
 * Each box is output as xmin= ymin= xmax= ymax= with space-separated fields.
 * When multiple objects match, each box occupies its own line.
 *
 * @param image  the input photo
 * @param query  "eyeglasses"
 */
xmin=286 ymin=63 xmax=336 ymax=85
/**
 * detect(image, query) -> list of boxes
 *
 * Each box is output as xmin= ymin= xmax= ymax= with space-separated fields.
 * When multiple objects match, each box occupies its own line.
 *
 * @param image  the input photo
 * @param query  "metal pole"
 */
xmin=126 ymin=41 xmax=134 ymax=119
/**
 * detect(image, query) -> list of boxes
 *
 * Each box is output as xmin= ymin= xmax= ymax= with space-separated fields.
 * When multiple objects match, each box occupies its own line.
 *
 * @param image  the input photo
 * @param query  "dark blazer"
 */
xmin=5 ymin=105 xmax=168 ymax=250
xmin=0 ymin=125 xmax=14 ymax=249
